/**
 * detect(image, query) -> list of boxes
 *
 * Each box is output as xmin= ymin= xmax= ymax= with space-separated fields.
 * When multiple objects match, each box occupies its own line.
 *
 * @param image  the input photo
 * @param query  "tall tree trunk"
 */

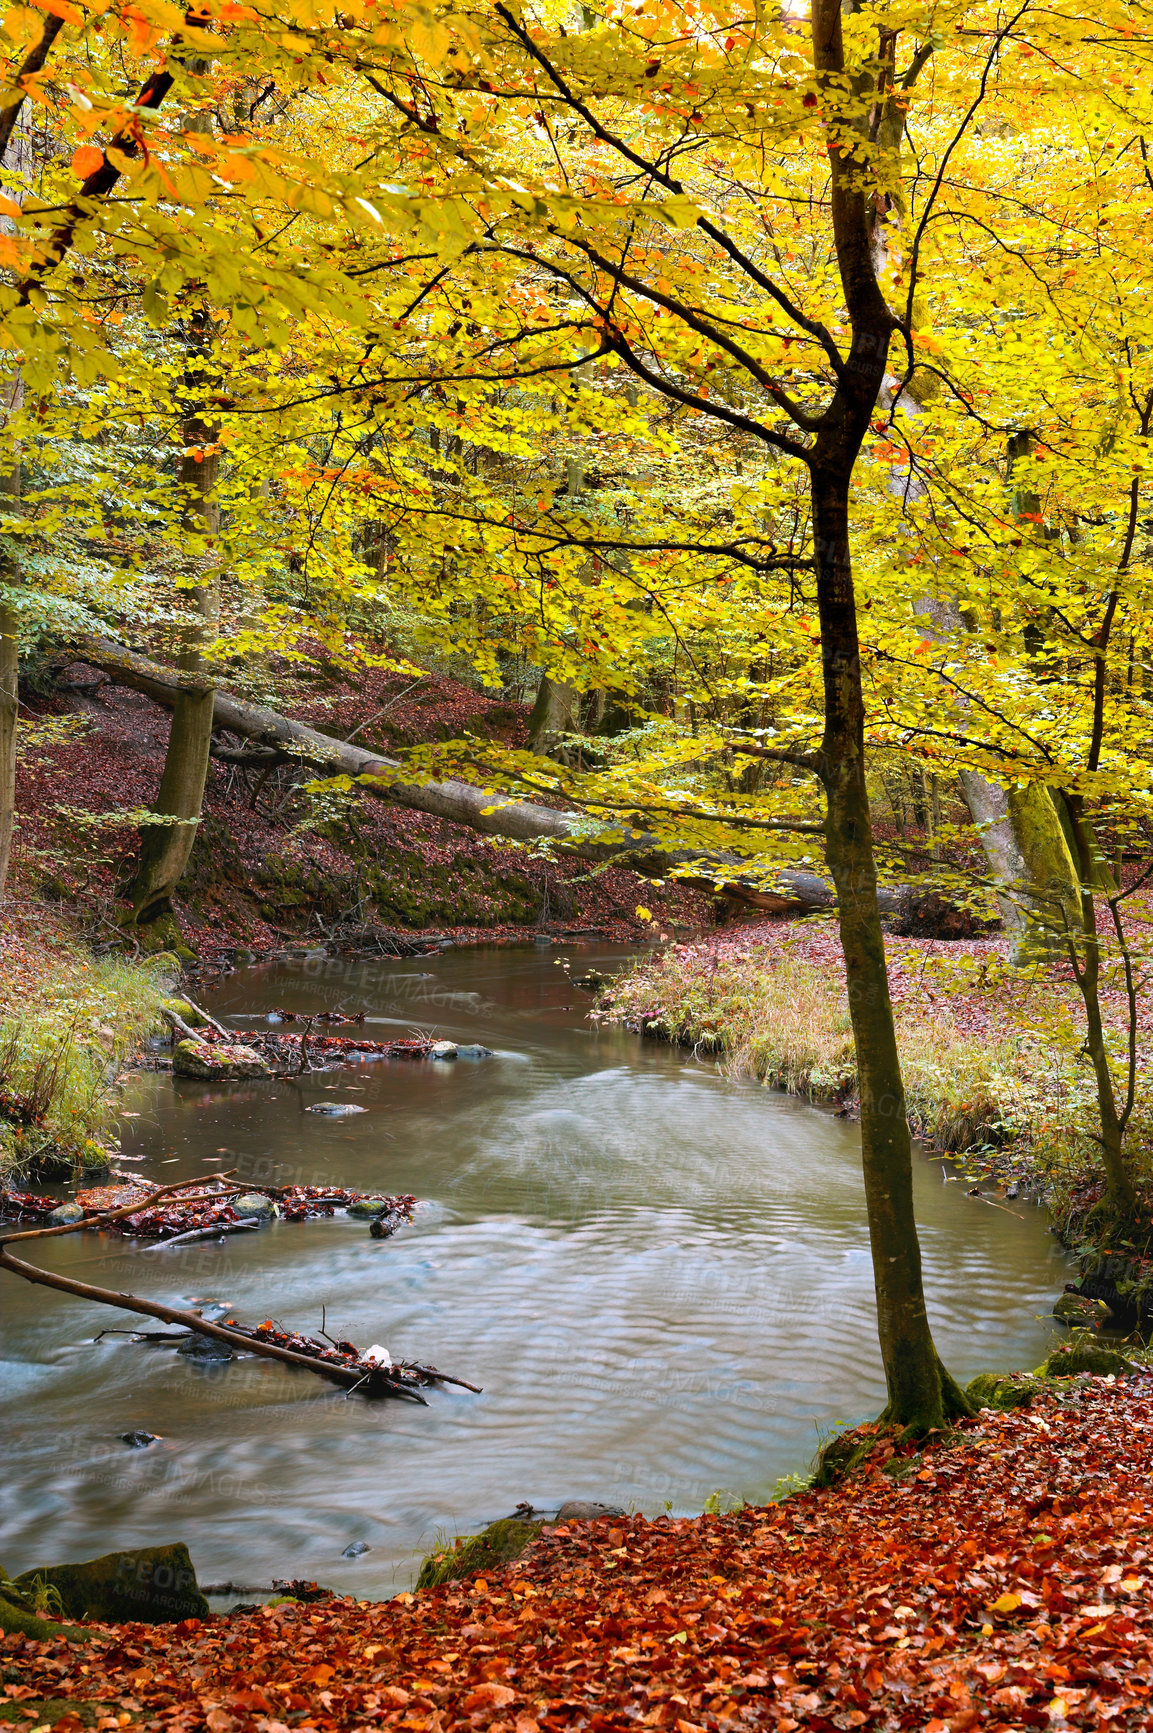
xmin=0 ymin=593 xmax=15 ymax=898
xmin=811 ymin=0 xmax=969 ymax=1431
xmin=814 ymin=472 xmax=970 ymax=1430
xmin=0 ymin=112 xmax=33 ymax=903
xmin=122 ymin=309 xmax=219 ymax=930
xmin=527 ymin=673 xmax=580 ymax=756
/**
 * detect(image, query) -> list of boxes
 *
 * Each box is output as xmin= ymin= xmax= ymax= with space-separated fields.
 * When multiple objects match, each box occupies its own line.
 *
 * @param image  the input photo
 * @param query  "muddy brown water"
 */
xmin=0 ymin=945 xmax=1069 ymax=1600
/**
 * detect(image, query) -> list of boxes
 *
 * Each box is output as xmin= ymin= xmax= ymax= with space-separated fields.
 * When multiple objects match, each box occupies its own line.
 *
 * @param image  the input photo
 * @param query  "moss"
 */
xmin=0 ymin=1584 xmax=88 ymax=1644
xmin=161 ymin=997 xmax=210 ymax=1028
xmin=965 ymin=1372 xmax=1047 ymax=1411
xmin=415 ymin=1518 xmax=545 ymax=1590
xmin=172 ymin=1038 xmax=270 ymax=1080
xmin=0 ymin=1702 xmax=117 ymax=1725
xmin=811 ymin=1431 xmax=878 ymax=1489
xmin=186 ymin=807 xmax=551 ymax=934
xmin=1039 ymin=1341 xmax=1135 ymax=1378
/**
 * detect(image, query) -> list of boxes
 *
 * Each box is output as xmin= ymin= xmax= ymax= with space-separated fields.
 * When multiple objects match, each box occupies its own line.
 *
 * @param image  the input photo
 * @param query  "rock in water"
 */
xmin=556 ymin=1500 xmax=626 ymax=1521
xmin=1054 ymin=1288 xmax=1114 ymax=1327
xmin=47 ymin=1202 xmax=85 ymax=1225
xmin=231 ymin=1192 xmax=279 ymax=1218
xmin=12 ymin=1543 xmax=209 ymax=1624
xmin=306 ymin=1102 xmax=367 ymax=1116
xmin=173 ymin=1039 xmax=270 ymax=1080
xmin=456 ymin=1045 xmax=495 ymax=1060
xmin=342 ymin=1541 xmax=371 ymax=1558
xmin=430 ymin=1040 xmax=458 ymax=1060
xmin=121 ymin=1430 xmax=159 ymax=1448
xmin=177 ymin=1332 xmax=234 ymax=1361
xmin=348 ymin=1197 xmax=396 ymax=1218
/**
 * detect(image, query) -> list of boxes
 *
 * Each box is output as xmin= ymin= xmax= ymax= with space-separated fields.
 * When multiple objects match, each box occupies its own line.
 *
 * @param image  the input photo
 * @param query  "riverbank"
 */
xmin=599 ymin=923 xmax=1153 ymax=1233
xmin=0 ymin=908 xmax=171 ymax=1183
xmin=4 ymin=1374 xmax=1152 ymax=1731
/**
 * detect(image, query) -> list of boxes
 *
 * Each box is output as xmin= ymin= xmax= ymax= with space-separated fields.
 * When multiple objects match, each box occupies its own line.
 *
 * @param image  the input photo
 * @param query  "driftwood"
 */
xmin=66 ymin=635 xmax=868 ymax=916
xmin=0 ymin=1175 xmax=480 ymax=1400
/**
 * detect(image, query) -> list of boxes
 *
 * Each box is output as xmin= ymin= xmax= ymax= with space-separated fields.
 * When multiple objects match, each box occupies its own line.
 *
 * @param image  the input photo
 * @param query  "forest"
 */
xmin=2 ymin=0 xmax=1153 ymax=1726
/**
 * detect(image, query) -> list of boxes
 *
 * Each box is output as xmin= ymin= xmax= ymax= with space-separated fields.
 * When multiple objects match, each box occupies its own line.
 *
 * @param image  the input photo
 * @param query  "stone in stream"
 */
xmin=347 ymin=1197 xmax=396 ymax=1218
xmin=121 ymin=1430 xmax=160 ymax=1448
xmin=1053 ymin=1288 xmax=1114 ymax=1327
xmin=231 ymin=1192 xmax=279 ymax=1218
xmin=173 ymin=1038 xmax=270 ymax=1080
xmin=177 ymin=1332 xmax=234 ymax=1361
xmin=430 ymin=1040 xmax=458 ymax=1060
xmin=456 ymin=1044 xmax=495 ymax=1060
xmin=47 ymin=1202 xmax=85 ymax=1225
xmin=341 ymin=1541 xmax=371 ymax=1558
xmin=306 ymin=1101 xmax=367 ymax=1116
xmin=12 ymin=1542 xmax=209 ymax=1624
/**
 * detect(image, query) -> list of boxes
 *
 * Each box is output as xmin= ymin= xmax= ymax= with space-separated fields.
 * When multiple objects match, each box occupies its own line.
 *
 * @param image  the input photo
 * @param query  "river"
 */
xmin=0 ymin=943 xmax=1069 ymax=1600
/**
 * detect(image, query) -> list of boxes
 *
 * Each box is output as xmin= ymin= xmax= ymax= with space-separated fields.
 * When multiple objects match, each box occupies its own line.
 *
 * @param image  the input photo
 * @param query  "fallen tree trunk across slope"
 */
xmin=69 ymin=636 xmax=901 ymax=916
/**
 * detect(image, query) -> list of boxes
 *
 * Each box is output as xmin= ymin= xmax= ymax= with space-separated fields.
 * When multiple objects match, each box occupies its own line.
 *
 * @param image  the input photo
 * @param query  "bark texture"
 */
xmin=122 ymin=301 xmax=220 ymax=927
xmin=527 ymin=674 xmax=581 ymax=757
xmin=0 ymin=596 xmax=15 ymax=899
xmin=809 ymin=0 xmax=969 ymax=1431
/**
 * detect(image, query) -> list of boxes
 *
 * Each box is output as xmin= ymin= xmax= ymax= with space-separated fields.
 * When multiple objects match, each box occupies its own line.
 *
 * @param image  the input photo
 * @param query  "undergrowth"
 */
xmin=0 ymin=930 xmax=172 ymax=1181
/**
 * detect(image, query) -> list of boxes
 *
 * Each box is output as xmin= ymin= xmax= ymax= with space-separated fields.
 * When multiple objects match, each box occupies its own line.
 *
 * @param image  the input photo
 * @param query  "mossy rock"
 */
xmin=347 ymin=1196 xmax=395 ymax=1218
xmin=1039 ymin=1341 xmax=1135 ymax=1378
xmin=161 ymin=997 xmax=211 ymax=1028
xmin=966 ymin=1372 xmax=1047 ymax=1412
xmin=13 ymin=1543 xmax=209 ymax=1624
xmin=134 ymin=913 xmax=197 ymax=962
xmin=231 ymin=1191 xmax=279 ymax=1218
xmin=811 ymin=1430 xmax=878 ymax=1489
xmin=173 ymin=1039 xmax=270 ymax=1080
xmin=415 ymin=1518 xmax=544 ymax=1590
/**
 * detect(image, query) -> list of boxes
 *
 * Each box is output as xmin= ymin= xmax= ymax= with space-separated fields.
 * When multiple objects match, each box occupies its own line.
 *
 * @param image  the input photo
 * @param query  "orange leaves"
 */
xmin=463 ymin=1682 xmax=517 ymax=1710
xmin=71 ymin=144 xmax=105 ymax=180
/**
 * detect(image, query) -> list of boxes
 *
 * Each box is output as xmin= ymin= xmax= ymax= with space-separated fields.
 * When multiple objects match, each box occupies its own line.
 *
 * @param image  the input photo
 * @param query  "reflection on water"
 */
xmin=0 ymin=945 xmax=1068 ymax=1598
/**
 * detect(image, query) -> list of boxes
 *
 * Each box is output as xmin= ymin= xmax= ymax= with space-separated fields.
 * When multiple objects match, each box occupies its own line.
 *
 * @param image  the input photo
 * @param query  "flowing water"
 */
xmin=0 ymin=944 xmax=1069 ymax=1599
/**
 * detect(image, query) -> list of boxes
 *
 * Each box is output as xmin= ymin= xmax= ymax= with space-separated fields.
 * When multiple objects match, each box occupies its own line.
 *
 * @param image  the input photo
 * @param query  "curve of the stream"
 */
xmin=0 ymin=945 xmax=1069 ymax=1600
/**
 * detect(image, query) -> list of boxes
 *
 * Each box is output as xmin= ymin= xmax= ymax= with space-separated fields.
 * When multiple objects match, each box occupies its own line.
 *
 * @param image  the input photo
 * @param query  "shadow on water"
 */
xmin=0 ymin=944 xmax=1070 ymax=1597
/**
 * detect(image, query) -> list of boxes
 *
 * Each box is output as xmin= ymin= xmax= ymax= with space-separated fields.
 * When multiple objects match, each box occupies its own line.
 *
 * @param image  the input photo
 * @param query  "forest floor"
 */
xmin=3 ymin=1375 xmax=1152 ymax=1732
xmin=14 ymin=659 xmax=702 ymax=960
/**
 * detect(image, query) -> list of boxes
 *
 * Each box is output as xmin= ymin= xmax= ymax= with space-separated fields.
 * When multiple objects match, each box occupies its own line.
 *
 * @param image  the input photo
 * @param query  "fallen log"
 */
xmin=66 ymin=636 xmax=860 ymax=916
xmin=0 ymin=1176 xmax=478 ymax=1400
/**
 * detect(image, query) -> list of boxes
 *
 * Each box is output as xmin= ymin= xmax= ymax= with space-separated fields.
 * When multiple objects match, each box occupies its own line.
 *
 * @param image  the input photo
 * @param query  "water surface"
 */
xmin=0 ymin=944 xmax=1068 ymax=1597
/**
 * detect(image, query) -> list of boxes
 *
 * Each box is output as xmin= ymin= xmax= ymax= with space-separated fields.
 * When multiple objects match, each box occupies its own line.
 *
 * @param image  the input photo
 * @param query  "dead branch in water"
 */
xmin=0 ymin=1177 xmax=480 ymax=1400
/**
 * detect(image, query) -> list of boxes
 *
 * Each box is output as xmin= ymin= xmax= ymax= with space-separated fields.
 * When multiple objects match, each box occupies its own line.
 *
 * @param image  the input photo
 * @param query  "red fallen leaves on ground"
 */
xmin=8 ymin=1378 xmax=1153 ymax=1730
